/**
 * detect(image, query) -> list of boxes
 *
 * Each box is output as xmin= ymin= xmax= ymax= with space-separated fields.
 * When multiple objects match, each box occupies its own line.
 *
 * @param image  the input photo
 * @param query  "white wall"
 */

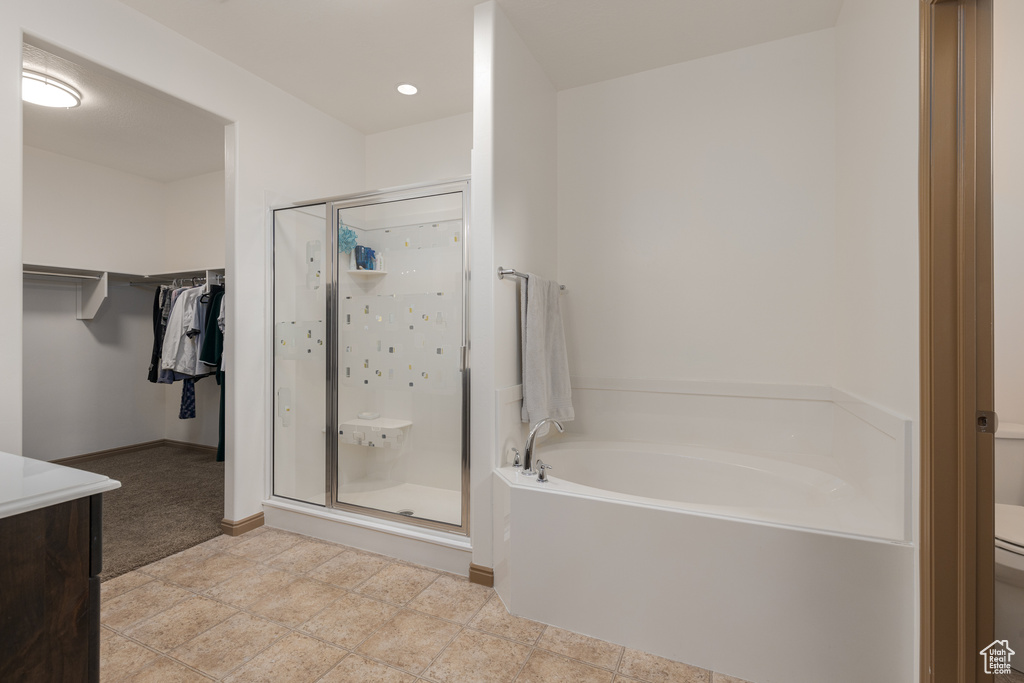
xmin=833 ymin=0 xmax=919 ymax=422
xmin=24 ymin=146 xmax=225 ymax=277
xmin=1 ymin=0 xmax=366 ymax=526
xmin=471 ymin=1 xmax=557 ymax=571
xmin=557 ymin=30 xmax=836 ymax=386
xmin=22 ymin=280 xmax=165 ymax=460
xmin=365 ymin=112 xmax=471 ymax=190
xmin=23 ymin=146 xmax=167 ymax=274
xmin=163 ymin=170 xmax=226 ymax=274
xmin=994 ymin=0 xmax=1024 ymax=424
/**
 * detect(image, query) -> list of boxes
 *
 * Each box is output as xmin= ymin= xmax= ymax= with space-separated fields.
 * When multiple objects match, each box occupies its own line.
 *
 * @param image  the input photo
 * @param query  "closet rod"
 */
xmin=128 ymin=276 xmax=227 ymax=287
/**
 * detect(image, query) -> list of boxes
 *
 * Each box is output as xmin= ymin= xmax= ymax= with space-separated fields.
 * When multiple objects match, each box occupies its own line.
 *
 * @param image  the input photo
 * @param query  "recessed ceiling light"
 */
xmin=397 ymin=83 xmax=418 ymax=96
xmin=22 ymin=70 xmax=81 ymax=108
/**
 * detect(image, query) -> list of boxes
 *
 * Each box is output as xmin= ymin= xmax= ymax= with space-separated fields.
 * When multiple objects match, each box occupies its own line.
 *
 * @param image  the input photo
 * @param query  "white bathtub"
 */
xmin=516 ymin=439 xmax=893 ymax=539
xmin=492 ymin=436 xmax=915 ymax=683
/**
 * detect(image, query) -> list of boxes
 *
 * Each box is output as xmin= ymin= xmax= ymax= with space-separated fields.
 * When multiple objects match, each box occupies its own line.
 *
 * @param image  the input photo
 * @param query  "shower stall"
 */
xmin=272 ymin=179 xmax=470 ymax=534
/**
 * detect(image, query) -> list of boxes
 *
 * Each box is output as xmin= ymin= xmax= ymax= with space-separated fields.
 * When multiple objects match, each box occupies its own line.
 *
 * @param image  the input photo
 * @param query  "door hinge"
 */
xmin=977 ymin=410 xmax=998 ymax=434
xmin=460 ymin=346 xmax=468 ymax=372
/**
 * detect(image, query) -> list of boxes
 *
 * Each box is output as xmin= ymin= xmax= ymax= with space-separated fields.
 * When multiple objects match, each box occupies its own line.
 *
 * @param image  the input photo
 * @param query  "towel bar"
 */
xmin=497 ymin=266 xmax=566 ymax=291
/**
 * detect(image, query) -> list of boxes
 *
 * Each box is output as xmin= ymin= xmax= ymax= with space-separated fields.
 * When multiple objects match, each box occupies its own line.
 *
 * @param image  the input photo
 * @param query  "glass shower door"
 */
xmin=331 ymin=183 xmax=468 ymax=532
xmin=272 ymin=202 xmax=329 ymax=506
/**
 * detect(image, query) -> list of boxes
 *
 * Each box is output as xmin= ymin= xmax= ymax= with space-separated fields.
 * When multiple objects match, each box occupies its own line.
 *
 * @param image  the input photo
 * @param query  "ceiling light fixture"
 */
xmin=22 ymin=70 xmax=81 ymax=108
xmin=396 ymin=83 xmax=418 ymax=96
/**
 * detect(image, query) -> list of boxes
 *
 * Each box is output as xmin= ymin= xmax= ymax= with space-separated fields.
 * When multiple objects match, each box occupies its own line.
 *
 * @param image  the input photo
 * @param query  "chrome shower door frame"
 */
xmin=326 ymin=178 xmax=471 ymax=536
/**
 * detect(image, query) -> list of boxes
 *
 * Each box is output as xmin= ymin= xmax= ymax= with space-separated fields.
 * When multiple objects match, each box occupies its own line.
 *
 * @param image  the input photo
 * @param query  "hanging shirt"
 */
xmin=161 ymin=286 xmax=205 ymax=375
xmin=200 ymin=289 xmax=225 ymax=370
xmin=157 ymin=287 xmax=189 ymax=384
xmin=147 ymin=286 xmax=166 ymax=383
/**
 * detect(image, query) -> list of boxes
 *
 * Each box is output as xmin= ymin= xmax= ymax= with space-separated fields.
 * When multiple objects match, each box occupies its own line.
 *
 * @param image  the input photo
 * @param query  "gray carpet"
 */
xmin=67 ymin=443 xmax=224 ymax=581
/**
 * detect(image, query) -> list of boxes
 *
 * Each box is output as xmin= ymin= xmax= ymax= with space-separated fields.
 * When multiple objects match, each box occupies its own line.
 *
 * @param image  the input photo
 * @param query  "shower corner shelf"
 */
xmin=347 ymin=269 xmax=386 ymax=276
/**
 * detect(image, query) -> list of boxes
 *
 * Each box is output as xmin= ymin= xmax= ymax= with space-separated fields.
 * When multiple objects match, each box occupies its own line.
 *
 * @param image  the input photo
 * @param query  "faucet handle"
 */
xmin=536 ymin=460 xmax=554 ymax=483
xmin=510 ymin=448 xmax=521 ymax=468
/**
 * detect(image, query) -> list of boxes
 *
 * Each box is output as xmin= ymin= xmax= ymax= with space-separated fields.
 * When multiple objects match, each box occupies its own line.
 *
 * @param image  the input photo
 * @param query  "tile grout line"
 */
xmin=347 ymin=568 xmax=471 ymax=680
xmin=509 ymin=634 xmax=543 ymax=682
xmin=614 ymin=642 xmax=627 ymax=675
xmin=104 ymin=625 xmax=217 ymax=681
xmin=409 ymin=615 xmax=467 ymax=682
xmin=123 ymin=653 xmax=214 ymax=682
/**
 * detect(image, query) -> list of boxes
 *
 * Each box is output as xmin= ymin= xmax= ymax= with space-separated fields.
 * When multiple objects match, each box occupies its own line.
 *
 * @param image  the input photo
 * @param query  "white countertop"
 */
xmin=0 ymin=451 xmax=121 ymax=520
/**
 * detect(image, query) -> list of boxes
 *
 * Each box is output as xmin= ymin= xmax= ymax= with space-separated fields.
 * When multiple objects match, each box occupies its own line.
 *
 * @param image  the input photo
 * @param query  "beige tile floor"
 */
xmin=100 ymin=526 xmax=751 ymax=683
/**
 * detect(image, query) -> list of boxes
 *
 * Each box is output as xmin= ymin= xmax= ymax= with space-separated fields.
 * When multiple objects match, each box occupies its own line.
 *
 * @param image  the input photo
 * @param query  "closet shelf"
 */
xmin=23 ymin=264 xmax=224 ymax=283
xmin=347 ymin=270 xmax=386 ymax=276
xmin=23 ymin=264 xmax=225 ymax=321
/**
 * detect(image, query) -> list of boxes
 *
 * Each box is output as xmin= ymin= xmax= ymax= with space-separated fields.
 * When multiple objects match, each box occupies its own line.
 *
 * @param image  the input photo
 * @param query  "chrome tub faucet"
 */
xmin=523 ymin=418 xmax=564 ymax=475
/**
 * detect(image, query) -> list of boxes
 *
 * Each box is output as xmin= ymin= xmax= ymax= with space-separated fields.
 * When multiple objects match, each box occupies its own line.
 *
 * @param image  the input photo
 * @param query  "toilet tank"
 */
xmin=997 ymin=422 xmax=1024 ymax=506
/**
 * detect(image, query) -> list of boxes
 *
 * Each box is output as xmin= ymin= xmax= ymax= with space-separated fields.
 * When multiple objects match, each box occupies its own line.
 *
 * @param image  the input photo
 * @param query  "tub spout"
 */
xmin=523 ymin=418 xmax=564 ymax=475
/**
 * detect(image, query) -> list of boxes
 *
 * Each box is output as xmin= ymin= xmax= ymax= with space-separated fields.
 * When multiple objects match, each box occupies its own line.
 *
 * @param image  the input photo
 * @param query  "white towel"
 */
xmin=520 ymin=274 xmax=574 ymax=430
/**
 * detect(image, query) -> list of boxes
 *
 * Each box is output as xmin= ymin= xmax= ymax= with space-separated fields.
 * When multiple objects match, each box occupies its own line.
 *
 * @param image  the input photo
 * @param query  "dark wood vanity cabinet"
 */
xmin=0 ymin=494 xmax=103 ymax=683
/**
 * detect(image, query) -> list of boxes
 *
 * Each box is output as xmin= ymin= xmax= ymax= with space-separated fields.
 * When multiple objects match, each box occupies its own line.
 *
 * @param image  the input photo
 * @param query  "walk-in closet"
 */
xmin=21 ymin=38 xmax=230 ymax=577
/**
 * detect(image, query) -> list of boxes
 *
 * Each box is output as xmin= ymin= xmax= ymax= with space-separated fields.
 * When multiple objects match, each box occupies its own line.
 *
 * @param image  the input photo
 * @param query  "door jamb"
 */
xmin=919 ymin=0 xmax=995 ymax=680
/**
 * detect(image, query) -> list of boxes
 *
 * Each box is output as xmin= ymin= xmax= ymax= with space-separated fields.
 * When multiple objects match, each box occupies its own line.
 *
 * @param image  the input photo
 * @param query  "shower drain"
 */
xmin=397 ymin=509 xmax=415 ymax=516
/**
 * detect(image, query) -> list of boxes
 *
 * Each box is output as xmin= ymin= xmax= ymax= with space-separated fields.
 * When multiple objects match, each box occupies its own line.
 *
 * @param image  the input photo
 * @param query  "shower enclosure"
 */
xmin=272 ymin=179 xmax=469 ymax=534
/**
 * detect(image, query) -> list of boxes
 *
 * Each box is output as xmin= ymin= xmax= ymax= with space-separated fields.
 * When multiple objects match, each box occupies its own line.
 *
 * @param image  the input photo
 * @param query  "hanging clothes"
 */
xmin=146 ymin=286 xmax=165 ymax=383
xmin=200 ymin=287 xmax=226 ymax=461
xmin=161 ymin=286 xmax=207 ymax=377
xmin=149 ymin=279 xmax=226 ymax=429
xmin=179 ymin=378 xmax=196 ymax=419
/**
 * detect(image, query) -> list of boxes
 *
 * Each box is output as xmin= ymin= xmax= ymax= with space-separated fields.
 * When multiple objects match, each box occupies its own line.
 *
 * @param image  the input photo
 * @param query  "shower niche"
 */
xmin=272 ymin=180 xmax=469 ymax=534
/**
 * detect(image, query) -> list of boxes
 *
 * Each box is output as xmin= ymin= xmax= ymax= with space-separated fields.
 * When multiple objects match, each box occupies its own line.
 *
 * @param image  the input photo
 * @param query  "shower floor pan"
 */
xmin=336 ymin=480 xmax=461 ymax=526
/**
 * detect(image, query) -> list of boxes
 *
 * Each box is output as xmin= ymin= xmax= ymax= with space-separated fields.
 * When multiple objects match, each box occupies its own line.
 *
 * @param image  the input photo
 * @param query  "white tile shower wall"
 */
xmin=336 ymin=219 xmax=464 ymax=495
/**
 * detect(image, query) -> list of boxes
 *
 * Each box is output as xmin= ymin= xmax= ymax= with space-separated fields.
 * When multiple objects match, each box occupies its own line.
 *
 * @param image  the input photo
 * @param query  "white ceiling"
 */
xmin=114 ymin=0 xmax=844 ymax=135
xmin=21 ymin=1 xmax=844 ymax=182
xmin=22 ymin=39 xmax=227 ymax=183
